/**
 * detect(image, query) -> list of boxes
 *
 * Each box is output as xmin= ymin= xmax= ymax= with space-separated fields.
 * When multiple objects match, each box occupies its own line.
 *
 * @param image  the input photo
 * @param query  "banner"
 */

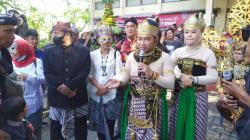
xmin=116 ymin=12 xmax=195 ymax=29
xmin=158 ymin=13 xmax=193 ymax=28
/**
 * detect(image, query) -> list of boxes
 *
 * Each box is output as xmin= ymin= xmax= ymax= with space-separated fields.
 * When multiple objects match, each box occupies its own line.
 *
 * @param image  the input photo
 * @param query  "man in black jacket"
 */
xmin=43 ymin=20 xmax=91 ymax=140
xmin=0 ymin=14 xmax=17 ymax=139
xmin=0 ymin=14 xmax=17 ymax=104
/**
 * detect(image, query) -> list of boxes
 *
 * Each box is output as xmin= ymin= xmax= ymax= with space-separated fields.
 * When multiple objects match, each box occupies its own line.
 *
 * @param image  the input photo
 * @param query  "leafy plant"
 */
xmin=26 ymin=6 xmax=55 ymax=48
xmin=64 ymin=7 xmax=90 ymax=32
xmin=0 ymin=0 xmax=23 ymax=13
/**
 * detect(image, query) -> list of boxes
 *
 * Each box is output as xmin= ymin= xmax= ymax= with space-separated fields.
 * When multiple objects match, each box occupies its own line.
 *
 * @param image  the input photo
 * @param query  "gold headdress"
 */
xmin=97 ymin=24 xmax=112 ymax=37
xmin=184 ymin=13 xmax=206 ymax=32
xmin=138 ymin=17 xmax=160 ymax=37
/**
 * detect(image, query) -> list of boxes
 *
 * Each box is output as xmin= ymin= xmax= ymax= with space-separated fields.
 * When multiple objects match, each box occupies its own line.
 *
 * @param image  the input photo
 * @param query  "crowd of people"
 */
xmin=0 ymin=8 xmax=250 ymax=140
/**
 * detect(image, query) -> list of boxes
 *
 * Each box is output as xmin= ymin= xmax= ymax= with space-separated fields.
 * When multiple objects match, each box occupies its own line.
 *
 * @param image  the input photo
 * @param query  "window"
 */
xmin=126 ymin=0 xmax=157 ymax=7
xmin=162 ymin=0 xmax=182 ymax=2
xmin=95 ymin=2 xmax=104 ymax=10
xmin=142 ymin=0 xmax=157 ymax=5
xmin=95 ymin=0 xmax=120 ymax=10
xmin=113 ymin=0 xmax=120 ymax=8
xmin=126 ymin=0 xmax=141 ymax=6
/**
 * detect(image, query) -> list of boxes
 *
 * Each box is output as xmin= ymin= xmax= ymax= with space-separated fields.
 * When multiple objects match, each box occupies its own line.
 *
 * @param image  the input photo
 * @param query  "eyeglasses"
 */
xmin=98 ymin=37 xmax=112 ymax=43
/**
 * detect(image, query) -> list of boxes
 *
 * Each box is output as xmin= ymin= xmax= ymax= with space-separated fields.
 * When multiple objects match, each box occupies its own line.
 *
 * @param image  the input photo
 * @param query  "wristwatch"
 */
xmin=175 ymin=67 xmax=182 ymax=79
xmin=190 ymin=76 xmax=195 ymax=84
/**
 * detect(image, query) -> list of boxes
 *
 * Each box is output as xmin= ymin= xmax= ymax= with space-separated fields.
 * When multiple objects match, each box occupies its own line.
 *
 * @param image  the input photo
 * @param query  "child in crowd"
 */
xmin=0 ymin=97 xmax=36 ymax=140
xmin=0 ymin=130 xmax=11 ymax=140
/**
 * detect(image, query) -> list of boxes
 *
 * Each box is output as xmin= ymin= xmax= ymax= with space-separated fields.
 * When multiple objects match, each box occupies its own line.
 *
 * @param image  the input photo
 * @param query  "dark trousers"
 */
xmin=97 ymin=119 xmax=116 ymax=140
xmin=27 ymin=107 xmax=43 ymax=140
xmin=237 ymin=118 xmax=250 ymax=140
xmin=50 ymin=115 xmax=87 ymax=140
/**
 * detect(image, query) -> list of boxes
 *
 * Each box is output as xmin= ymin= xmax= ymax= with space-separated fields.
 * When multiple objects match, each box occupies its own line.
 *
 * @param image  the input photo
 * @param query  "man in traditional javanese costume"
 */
xmin=169 ymin=14 xmax=218 ymax=140
xmin=106 ymin=17 xmax=175 ymax=140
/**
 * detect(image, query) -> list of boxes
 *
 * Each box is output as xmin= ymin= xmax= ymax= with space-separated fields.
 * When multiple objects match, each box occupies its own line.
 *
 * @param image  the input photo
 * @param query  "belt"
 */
xmin=174 ymin=84 xmax=206 ymax=93
xmin=131 ymin=87 xmax=162 ymax=98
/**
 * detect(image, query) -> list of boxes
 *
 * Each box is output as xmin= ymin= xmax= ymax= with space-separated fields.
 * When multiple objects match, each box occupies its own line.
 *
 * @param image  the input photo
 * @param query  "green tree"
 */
xmin=64 ymin=7 xmax=90 ymax=32
xmin=0 ymin=0 xmax=23 ymax=13
xmin=26 ymin=6 xmax=56 ymax=48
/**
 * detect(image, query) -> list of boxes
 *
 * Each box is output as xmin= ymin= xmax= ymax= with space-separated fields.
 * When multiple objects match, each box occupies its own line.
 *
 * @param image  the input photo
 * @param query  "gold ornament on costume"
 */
xmin=130 ymin=131 xmax=136 ymax=140
xmin=138 ymin=17 xmax=159 ymax=37
xmin=203 ymin=0 xmax=250 ymax=72
xmin=184 ymin=13 xmax=206 ymax=32
xmin=202 ymin=0 xmax=250 ymax=124
xmin=227 ymin=0 xmax=250 ymax=42
xmin=203 ymin=27 xmax=234 ymax=72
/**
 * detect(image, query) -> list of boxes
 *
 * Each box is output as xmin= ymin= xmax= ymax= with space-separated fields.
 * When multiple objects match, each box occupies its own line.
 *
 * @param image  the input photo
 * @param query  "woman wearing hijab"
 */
xmin=12 ymin=39 xmax=45 ymax=140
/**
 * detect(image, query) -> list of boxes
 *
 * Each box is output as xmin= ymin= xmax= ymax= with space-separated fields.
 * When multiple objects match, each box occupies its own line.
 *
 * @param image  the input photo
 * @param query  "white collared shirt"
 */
xmin=87 ymin=47 xmax=122 ymax=104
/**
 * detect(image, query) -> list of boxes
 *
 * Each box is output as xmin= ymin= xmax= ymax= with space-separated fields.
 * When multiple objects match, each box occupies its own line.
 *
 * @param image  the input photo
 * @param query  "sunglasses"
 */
xmin=98 ymin=36 xmax=113 ymax=43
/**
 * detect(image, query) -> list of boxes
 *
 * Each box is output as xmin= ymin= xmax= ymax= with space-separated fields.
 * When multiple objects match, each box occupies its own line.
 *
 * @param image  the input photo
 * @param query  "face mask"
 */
xmin=53 ymin=35 xmax=64 ymax=45
xmin=15 ymin=55 xmax=27 ymax=62
xmin=8 ymin=42 xmax=17 ymax=56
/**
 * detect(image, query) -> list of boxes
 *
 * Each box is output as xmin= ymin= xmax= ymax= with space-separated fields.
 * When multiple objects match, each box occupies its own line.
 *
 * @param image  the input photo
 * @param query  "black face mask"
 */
xmin=53 ymin=36 xmax=64 ymax=45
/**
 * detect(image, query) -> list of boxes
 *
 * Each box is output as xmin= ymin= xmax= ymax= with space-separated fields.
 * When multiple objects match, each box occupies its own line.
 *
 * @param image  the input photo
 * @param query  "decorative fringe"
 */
xmin=153 ymin=133 xmax=159 ymax=140
xmin=130 ymin=131 xmax=136 ymax=140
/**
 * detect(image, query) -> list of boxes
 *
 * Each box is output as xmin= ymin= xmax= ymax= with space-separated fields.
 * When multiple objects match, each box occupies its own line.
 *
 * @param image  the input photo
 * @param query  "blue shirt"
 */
xmin=13 ymin=58 xmax=45 ymax=116
xmin=2 ymin=120 xmax=27 ymax=140
xmin=35 ymin=48 xmax=45 ymax=61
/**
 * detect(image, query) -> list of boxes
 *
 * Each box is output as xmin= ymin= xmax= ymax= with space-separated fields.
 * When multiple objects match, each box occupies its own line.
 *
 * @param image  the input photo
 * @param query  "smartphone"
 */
xmin=222 ymin=70 xmax=234 ymax=82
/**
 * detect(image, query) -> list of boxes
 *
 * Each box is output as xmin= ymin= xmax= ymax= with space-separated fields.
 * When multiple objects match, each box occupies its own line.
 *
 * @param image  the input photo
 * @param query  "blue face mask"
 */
xmin=53 ymin=35 xmax=64 ymax=45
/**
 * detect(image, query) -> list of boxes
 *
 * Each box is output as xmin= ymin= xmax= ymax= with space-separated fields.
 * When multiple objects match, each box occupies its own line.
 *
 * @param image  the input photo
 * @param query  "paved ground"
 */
xmin=41 ymin=92 xmax=238 ymax=140
xmin=207 ymin=92 xmax=237 ymax=140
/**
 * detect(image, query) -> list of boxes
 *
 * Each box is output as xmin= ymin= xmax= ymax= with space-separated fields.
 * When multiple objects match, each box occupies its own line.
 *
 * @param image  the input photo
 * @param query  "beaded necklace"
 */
xmin=101 ymin=51 xmax=109 ymax=77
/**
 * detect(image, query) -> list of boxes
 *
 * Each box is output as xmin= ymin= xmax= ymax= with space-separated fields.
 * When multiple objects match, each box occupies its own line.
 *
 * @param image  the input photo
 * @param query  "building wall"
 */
xmin=92 ymin=0 xmax=238 ymax=31
xmin=212 ymin=0 xmax=236 ymax=32
xmin=93 ymin=0 xmax=207 ymax=18
xmin=213 ymin=0 xmax=228 ymax=32
xmin=161 ymin=0 xmax=205 ymax=12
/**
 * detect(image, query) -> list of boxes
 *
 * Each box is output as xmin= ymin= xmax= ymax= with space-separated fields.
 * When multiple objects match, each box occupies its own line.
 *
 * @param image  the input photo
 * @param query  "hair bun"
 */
xmin=147 ymin=16 xmax=159 ymax=27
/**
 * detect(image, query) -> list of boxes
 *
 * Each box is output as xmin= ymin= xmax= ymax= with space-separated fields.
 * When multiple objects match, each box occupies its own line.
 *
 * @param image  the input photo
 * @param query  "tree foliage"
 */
xmin=26 ymin=6 xmax=56 ymax=48
xmin=0 ymin=0 xmax=91 ymax=48
xmin=0 ymin=0 xmax=23 ymax=13
xmin=63 ymin=7 xmax=90 ymax=32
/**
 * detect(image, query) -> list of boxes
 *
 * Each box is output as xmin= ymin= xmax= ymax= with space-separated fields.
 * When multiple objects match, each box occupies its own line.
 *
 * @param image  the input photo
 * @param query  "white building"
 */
xmin=90 ymin=0 xmax=237 ymax=32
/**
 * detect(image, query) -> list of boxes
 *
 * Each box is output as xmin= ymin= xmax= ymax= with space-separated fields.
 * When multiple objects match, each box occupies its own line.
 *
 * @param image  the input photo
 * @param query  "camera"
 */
xmin=222 ymin=70 xmax=234 ymax=81
xmin=90 ymin=32 xmax=95 ymax=37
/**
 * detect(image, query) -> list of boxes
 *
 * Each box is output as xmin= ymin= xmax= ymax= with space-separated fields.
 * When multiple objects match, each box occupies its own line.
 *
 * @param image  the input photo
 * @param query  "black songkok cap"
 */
xmin=124 ymin=17 xmax=138 ymax=26
xmin=0 ymin=14 xmax=18 ymax=26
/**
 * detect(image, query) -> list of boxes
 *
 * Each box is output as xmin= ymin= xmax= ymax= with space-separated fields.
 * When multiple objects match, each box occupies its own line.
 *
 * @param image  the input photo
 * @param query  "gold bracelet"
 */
xmin=149 ymin=71 xmax=154 ymax=78
xmin=154 ymin=72 xmax=160 ymax=80
xmin=150 ymin=71 xmax=160 ymax=80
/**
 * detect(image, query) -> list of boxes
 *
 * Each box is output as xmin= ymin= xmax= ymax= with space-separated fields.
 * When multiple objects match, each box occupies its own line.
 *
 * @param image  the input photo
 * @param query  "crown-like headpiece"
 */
xmin=97 ymin=24 xmax=112 ymax=37
xmin=184 ymin=13 xmax=206 ymax=32
xmin=138 ymin=17 xmax=159 ymax=37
